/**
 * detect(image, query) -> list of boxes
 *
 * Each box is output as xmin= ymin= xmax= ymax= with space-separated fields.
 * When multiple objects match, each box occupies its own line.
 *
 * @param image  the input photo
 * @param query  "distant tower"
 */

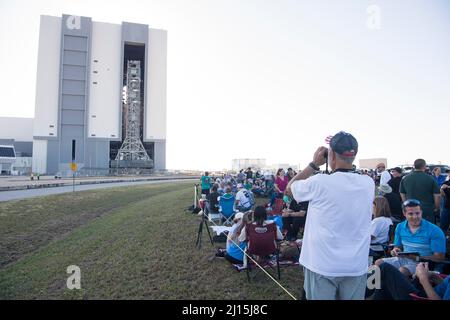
xmin=32 ymin=15 xmax=167 ymax=176
xmin=115 ymin=60 xmax=153 ymax=167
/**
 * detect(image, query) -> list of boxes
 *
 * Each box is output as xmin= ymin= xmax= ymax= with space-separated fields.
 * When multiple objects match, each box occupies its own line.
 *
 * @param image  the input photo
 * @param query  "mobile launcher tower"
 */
xmin=32 ymin=14 xmax=167 ymax=176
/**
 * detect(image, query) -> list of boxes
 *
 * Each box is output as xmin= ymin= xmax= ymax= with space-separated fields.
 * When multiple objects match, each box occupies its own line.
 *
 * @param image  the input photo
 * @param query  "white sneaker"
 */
xmin=197 ymin=210 xmax=203 ymax=216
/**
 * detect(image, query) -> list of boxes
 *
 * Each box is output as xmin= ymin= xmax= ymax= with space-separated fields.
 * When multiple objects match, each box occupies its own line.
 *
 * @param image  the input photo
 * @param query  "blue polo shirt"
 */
xmin=393 ymin=219 xmax=446 ymax=257
xmin=432 ymin=174 xmax=447 ymax=187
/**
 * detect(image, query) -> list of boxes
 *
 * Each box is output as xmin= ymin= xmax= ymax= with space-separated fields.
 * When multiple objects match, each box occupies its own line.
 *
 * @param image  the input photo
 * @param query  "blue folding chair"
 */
xmin=219 ymin=195 xmax=236 ymax=225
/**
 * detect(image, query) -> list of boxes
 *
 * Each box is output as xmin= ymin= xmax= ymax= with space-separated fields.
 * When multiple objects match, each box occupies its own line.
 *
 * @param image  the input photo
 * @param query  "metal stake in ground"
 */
xmin=71 ymin=140 xmax=76 ymax=192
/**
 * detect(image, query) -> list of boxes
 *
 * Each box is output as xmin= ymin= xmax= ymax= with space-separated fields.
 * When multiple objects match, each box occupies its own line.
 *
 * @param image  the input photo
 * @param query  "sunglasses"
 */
xmin=403 ymin=199 xmax=421 ymax=207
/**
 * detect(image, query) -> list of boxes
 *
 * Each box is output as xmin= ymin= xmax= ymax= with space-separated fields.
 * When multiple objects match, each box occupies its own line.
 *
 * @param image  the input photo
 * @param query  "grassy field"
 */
xmin=0 ymin=182 xmax=303 ymax=299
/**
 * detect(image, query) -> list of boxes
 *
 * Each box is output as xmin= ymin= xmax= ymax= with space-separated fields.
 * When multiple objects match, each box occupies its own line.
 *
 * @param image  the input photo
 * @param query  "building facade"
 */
xmin=359 ymin=158 xmax=388 ymax=170
xmin=32 ymin=14 xmax=167 ymax=175
xmin=232 ymin=159 xmax=266 ymax=172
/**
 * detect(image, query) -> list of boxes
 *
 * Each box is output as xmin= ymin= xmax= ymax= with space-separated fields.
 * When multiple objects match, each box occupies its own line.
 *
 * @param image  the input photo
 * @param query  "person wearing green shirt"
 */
xmin=201 ymin=171 xmax=212 ymax=196
xmin=400 ymin=159 xmax=440 ymax=223
xmin=244 ymin=179 xmax=253 ymax=190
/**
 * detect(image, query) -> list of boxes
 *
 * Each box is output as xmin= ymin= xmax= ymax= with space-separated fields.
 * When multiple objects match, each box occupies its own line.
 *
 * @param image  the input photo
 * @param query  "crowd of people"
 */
xmin=197 ymin=131 xmax=450 ymax=300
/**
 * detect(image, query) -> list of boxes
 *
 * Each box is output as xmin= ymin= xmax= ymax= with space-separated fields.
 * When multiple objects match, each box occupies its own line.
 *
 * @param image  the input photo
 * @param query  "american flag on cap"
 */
xmin=325 ymin=135 xmax=334 ymax=145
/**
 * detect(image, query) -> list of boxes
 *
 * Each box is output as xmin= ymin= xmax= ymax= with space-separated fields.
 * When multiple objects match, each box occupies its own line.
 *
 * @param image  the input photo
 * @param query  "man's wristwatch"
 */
xmin=309 ymin=162 xmax=320 ymax=171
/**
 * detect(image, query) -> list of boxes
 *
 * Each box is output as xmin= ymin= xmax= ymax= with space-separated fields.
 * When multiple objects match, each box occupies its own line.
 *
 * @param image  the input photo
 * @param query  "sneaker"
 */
xmin=215 ymin=249 xmax=225 ymax=257
xmin=197 ymin=210 xmax=203 ymax=216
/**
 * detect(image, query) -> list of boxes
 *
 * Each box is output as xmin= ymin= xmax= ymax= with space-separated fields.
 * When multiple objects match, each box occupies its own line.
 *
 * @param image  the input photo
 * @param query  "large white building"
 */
xmin=232 ymin=159 xmax=266 ymax=172
xmin=359 ymin=158 xmax=388 ymax=170
xmin=24 ymin=14 xmax=167 ymax=175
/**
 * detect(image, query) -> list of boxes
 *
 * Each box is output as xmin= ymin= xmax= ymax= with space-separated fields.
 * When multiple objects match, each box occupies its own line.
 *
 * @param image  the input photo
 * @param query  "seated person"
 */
xmin=207 ymin=183 xmax=220 ymax=214
xmin=238 ymin=205 xmax=283 ymax=248
xmin=217 ymin=181 xmax=227 ymax=196
xmin=235 ymin=183 xmax=254 ymax=212
xmin=372 ymin=261 xmax=450 ymax=300
xmin=282 ymin=197 xmax=308 ymax=241
xmin=375 ymin=199 xmax=446 ymax=277
xmin=223 ymin=212 xmax=248 ymax=264
xmin=229 ymin=182 xmax=238 ymax=194
xmin=221 ymin=186 xmax=234 ymax=200
xmin=370 ymin=196 xmax=393 ymax=255
xmin=244 ymin=178 xmax=253 ymax=191
xmin=379 ymin=184 xmax=403 ymax=221
xmin=251 ymin=180 xmax=265 ymax=197
xmin=264 ymin=177 xmax=275 ymax=198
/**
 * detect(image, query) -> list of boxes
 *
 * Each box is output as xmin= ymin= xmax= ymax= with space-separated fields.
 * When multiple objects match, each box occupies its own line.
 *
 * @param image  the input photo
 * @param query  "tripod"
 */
xmin=193 ymin=184 xmax=213 ymax=248
xmin=195 ymin=212 xmax=214 ymax=249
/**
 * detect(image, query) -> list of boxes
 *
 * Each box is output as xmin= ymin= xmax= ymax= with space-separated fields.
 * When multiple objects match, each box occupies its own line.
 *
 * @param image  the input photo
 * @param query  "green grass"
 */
xmin=0 ymin=182 xmax=303 ymax=299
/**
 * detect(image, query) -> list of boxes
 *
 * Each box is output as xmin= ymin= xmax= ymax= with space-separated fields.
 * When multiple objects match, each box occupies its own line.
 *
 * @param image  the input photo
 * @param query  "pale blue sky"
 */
xmin=0 ymin=0 xmax=449 ymax=170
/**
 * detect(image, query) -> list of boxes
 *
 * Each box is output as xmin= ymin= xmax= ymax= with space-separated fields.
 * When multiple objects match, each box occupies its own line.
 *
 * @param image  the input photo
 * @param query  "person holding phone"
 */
xmin=374 ymin=199 xmax=446 ymax=277
xmin=371 ymin=261 xmax=450 ymax=300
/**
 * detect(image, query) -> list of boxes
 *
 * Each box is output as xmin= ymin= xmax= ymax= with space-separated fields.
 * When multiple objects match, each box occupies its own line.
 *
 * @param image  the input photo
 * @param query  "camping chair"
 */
xmin=205 ymin=199 xmax=221 ymax=223
xmin=270 ymin=198 xmax=284 ymax=216
xmin=219 ymin=195 xmax=236 ymax=225
xmin=244 ymin=222 xmax=281 ymax=281
xmin=370 ymin=224 xmax=397 ymax=260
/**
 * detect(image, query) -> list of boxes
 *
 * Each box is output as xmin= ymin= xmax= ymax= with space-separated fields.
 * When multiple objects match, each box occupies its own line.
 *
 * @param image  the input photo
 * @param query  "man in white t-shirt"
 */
xmin=377 ymin=163 xmax=392 ymax=187
xmin=235 ymin=184 xmax=253 ymax=212
xmin=286 ymin=131 xmax=375 ymax=300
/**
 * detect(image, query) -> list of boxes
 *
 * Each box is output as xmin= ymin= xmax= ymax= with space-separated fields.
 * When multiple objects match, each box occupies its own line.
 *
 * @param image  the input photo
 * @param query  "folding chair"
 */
xmin=219 ymin=195 xmax=236 ymax=225
xmin=244 ymin=222 xmax=281 ymax=281
xmin=270 ymin=198 xmax=284 ymax=215
xmin=205 ymin=199 xmax=221 ymax=223
xmin=370 ymin=224 xmax=397 ymax=260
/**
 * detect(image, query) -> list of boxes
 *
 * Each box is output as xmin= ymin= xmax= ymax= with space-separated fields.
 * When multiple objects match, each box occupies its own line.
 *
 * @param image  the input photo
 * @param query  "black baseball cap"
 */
xmin=329 ymin=131 xmax=358 ymax=157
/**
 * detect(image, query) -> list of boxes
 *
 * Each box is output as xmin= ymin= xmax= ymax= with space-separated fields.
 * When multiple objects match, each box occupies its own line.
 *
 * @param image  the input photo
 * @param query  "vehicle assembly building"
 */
xmin=31 ymin=14 xmax=167 ymax=175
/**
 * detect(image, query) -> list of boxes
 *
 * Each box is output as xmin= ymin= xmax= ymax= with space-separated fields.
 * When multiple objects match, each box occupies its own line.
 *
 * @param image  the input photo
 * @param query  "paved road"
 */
xmin=0 ymin=178 xmax=197 ymax=202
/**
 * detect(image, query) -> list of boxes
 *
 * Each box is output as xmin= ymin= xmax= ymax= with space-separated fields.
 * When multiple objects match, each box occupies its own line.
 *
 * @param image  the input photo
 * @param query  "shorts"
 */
xmin=303 ymin=267 xmax=367 ymax=300
xmin=382 ymin=257 xmax=418 ymax=274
